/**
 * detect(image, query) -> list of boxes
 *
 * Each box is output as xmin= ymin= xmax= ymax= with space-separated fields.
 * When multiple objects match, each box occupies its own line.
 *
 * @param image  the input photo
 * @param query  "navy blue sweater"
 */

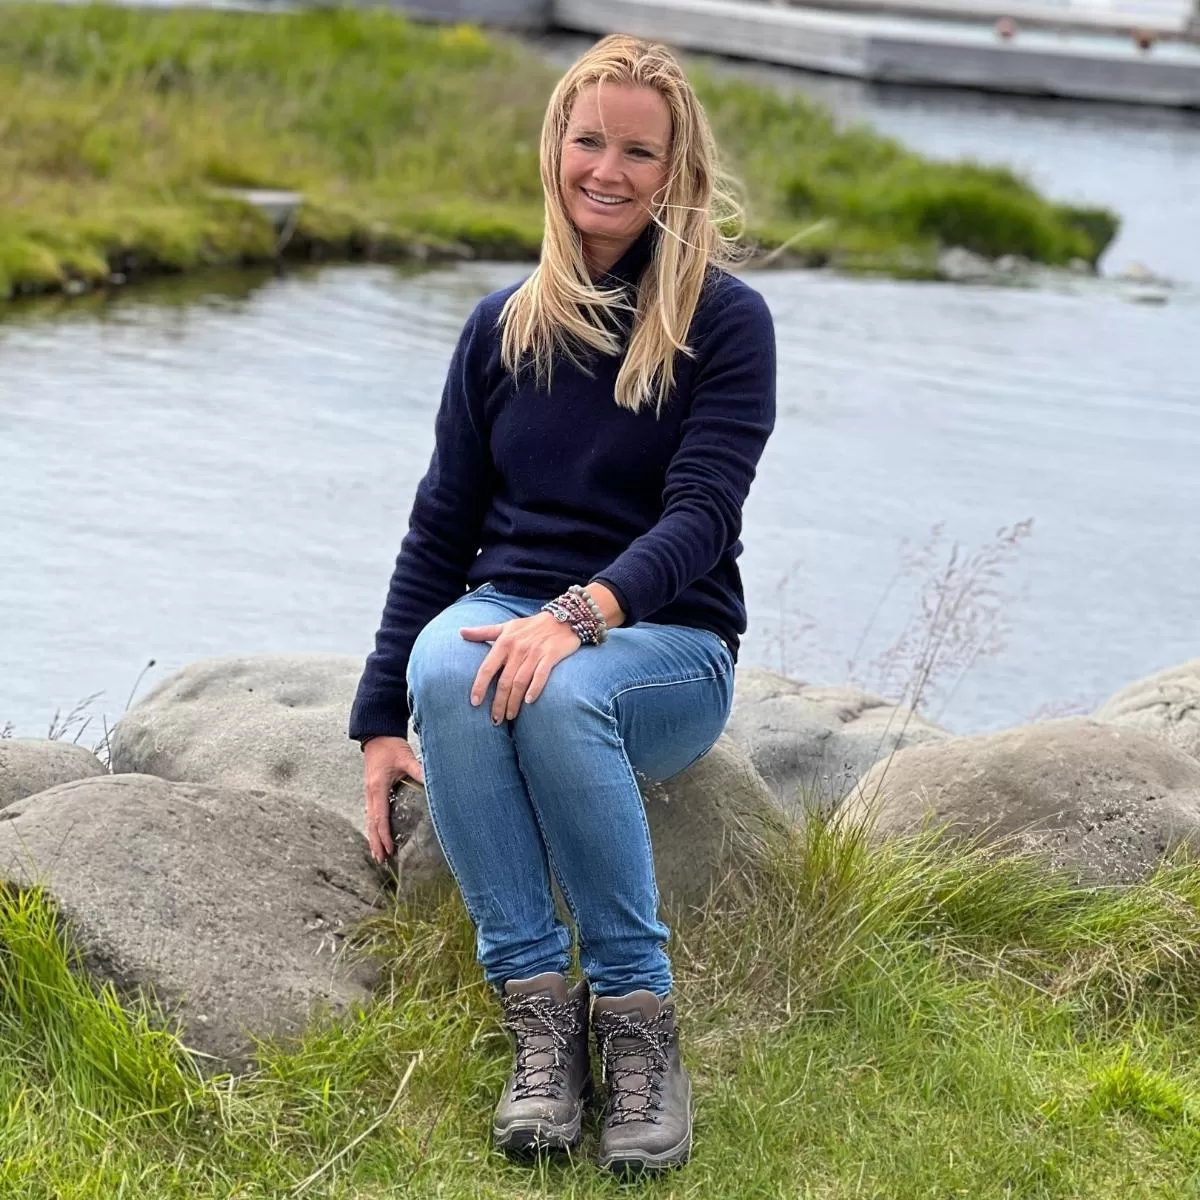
xmin=349 ymin=231 xmax=776 ymax=742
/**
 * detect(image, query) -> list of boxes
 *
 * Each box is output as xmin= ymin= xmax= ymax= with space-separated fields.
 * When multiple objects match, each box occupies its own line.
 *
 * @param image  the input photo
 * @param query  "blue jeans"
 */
xmin=406 ymin=584 xmax=734 ymax=997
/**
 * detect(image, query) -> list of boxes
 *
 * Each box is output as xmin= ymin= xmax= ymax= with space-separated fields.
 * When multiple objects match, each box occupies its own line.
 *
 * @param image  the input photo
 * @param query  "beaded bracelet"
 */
xmin=544 ymin=590 xmax=604 ymax=645
xmin=572 ymin=584 xmax=607 ymax=633
xmin=542 ymin=584 xmax=609 ymax=645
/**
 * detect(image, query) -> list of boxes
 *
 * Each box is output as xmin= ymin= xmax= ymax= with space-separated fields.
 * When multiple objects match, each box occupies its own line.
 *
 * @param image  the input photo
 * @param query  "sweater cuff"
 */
xmin=348 ymin=690 xmax=411 ymax=744
xmin=591 ymin=563 xmax=656 ymax=628
xmin=590 ymin=575 xmax=634 ymax=628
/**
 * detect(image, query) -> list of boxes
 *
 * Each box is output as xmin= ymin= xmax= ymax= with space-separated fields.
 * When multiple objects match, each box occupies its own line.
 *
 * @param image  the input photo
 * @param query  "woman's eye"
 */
xmin=628 ymin=148 xmax=652 ymax=159
xmin=576 ymin=136 xmax=600 ymax=148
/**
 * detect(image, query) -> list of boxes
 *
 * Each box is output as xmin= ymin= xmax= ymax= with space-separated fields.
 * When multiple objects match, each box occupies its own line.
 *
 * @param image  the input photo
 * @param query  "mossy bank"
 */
xmin=0 ymin=5 xmax=1118 ymax=301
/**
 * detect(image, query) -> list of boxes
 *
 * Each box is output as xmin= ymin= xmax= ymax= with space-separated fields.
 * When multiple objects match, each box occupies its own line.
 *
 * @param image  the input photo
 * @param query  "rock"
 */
xmin=994 ymin=254 xmax=1032 ymax=275
xmin=391 ymin=737 xmax=783 ymax=914
xmin=1116 ymin=262 xmax=1172 ymax=298
xmin=1096 ymin=660 xmax=1200 ymax=765
xmin=843 ymin=719 xmax=1200 ymax=881
xmin=724 ymin=670 xmax=949 ymax=809
xmin=938 ymin=247 xmax=995 ymax=283
xmin=640 ymin=736 xmax=785 ymax=910
xmin=1127 ymin=288 xmax=1169 ymax=306
xmin=389 ymin=791 xmax=450 ymax=889
xmin=0 ymin=738 xmax=106 ymax=809
xmin=215 ymin=187 xmax=304 ymax=230
xmin=0 ymin=773 xmax=384 ymax=1071
xmin=111 ymin=655 xmax=366 ymax=832
xmin=1118 ymin=261 xmax=1158 ymax=283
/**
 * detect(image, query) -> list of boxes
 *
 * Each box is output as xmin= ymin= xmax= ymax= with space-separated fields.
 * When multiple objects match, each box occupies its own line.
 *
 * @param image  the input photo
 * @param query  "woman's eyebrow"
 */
xmin=570 ymin=126 xmax=666 ymax=153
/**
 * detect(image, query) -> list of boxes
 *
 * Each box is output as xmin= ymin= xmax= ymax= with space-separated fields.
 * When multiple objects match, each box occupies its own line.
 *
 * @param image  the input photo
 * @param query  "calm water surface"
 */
xmin=2 ymin=260 xmax=1196 ymax=737
xmin=4 ymin=62 xmax=1200 ymax=736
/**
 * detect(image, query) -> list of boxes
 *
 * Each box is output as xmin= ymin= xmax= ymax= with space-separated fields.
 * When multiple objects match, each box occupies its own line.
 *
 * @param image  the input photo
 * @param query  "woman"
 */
xmin=350 ymin=34 xmax=775 ymax=1174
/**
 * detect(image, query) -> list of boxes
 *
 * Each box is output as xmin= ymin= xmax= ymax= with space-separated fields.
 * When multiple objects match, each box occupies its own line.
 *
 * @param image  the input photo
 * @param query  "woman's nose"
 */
xmin=591 ymin=147 xmax=624 ymax=184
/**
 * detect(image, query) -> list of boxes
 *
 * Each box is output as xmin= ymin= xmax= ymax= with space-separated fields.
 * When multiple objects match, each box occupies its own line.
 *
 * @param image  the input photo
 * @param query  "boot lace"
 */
xmin=594 ymin=1009 xmax=672 ymax=1127
xmin=502 ymin=995 xmax=581 ymax=1101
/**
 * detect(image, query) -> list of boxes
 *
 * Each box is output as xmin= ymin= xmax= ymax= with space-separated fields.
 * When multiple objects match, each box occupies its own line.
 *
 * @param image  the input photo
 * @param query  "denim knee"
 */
xmin=406 ymin=620 xmax=479 ymax=727
xmin=515 ymin=665 xmax=611 ymax=749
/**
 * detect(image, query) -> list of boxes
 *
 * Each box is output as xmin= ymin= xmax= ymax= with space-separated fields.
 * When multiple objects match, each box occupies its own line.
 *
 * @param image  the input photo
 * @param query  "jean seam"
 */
xmin=607 ymin=658 xmax=734 ymax=778
xmin=407 ymin=711 xmax=485 ymax=931
xmin=600 ymin=699 xmax=666 ymax=927
xmin=604 ymin=654 xmax=733 ymax=711
xmin=515 ymin=757 xmax=583 ymax=943
xmin=606 ymin=707 xmax=672 ymax=994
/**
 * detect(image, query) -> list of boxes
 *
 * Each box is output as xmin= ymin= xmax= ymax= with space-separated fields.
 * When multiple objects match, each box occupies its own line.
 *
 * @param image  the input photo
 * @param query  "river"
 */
xmin=2 ymin=76 xmax=1198 ymax=740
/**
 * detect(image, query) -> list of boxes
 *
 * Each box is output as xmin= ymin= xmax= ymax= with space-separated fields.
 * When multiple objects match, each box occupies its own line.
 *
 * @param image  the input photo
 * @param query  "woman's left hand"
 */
xmin=461 ymin=611 xmax=582 ymax=723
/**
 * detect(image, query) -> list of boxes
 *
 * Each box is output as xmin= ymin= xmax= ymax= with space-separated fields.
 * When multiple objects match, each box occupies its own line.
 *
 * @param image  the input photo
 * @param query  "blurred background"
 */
xmin=1 ymin=0 xmax=1197 ymax=739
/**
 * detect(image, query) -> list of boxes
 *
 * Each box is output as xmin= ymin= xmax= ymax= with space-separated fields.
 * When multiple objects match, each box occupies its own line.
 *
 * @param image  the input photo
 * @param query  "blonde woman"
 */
xmin=351 ymin=34 xmax=776 ymax=1174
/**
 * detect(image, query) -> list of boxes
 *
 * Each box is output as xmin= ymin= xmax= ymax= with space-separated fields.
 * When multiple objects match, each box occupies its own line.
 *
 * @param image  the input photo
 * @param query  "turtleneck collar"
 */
xmin=592 ymin=223 xmax=657 ymax=289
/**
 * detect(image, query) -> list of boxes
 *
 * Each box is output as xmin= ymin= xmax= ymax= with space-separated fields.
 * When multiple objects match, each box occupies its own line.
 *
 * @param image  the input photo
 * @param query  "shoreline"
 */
xmin=2 ymin=227 xmax=1116 ymax=313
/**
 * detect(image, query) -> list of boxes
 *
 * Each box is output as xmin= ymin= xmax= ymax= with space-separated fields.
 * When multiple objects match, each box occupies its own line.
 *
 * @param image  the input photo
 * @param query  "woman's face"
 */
xmin=559 ymin=82 xmax=672 ymax=274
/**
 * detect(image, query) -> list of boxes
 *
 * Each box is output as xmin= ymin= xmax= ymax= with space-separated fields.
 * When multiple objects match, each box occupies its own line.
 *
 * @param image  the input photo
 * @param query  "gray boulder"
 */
xmin=0 ymin=773 xmax=385 ymax=1071
xmin=111 ymin=655 xmax=785 ymax=910
xmin=938 ymin=246 xmax=996 ymax=282
xmin=111 ymin=655 xmax=366 ymax=831
xmin=724 ymin=669 xmax=948 ymax=810
xmin=0 ymin=738 xmax=106 ymax=809
xmin=842 ymin=719 xmax=1200 ymax=881
xmin=641 ymin=735 xmax=785 ymax=910
xmin=392 ymin=736 xmax=783 ymax=914
xmin=1095 ymin=660 xmax=1200 ymax=765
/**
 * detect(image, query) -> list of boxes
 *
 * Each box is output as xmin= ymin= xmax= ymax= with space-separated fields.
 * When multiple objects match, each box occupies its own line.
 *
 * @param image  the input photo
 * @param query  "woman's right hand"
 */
xmin=363 ymin=736 xmax=425 ymax=864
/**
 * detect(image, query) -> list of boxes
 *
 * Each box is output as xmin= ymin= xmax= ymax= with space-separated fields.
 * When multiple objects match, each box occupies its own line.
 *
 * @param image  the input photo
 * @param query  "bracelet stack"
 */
xmin=542 ymin=584 xmax=609 ymax=645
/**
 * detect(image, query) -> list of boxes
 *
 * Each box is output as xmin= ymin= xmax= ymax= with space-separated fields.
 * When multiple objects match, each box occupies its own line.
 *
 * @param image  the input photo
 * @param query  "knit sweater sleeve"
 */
xmin=348 ymin=302 xmax=494 ymax=742
xmin=592 ymin=279 xmax=776 ymax=625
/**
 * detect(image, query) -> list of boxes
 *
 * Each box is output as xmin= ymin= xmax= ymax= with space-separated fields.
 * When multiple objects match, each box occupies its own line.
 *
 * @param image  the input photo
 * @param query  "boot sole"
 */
xmin=597 ymin=1084 xmax=692 ymax=1175
xmin=597 ymin=1128 xmax=691 ymax=1175
xmin=493 ymin=1082 xmax=591 ymax=1158
xmin=492 ymin=1109 xmax=583 ymax=1157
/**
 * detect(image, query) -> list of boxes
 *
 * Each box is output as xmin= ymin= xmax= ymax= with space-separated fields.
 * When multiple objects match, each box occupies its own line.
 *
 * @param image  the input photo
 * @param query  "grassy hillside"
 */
xmin=3 ymin=813 xmax=1200 ymax=1197
xmin=0 ymin=5 xmax=1117 ymax=299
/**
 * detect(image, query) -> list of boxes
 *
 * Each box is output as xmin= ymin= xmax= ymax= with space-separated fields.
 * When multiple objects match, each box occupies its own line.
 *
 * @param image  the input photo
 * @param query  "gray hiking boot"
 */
xmin=593 ymin=991 xmax=692 ymax=1174
xmin=492 ymin=972 xmax=591 ymax=1155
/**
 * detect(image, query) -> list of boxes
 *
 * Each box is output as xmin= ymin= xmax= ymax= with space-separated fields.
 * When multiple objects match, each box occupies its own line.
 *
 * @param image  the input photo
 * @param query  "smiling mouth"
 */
xmin=581 ymin=187 xmax=632 ymax=207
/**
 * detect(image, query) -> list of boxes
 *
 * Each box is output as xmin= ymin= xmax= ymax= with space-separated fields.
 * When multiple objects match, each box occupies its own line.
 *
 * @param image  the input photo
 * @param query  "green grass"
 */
xmin=4 ymin=811 xmax=1200 ymax=1198
xmin=0 ymin=4 xmax=1118 ymax=299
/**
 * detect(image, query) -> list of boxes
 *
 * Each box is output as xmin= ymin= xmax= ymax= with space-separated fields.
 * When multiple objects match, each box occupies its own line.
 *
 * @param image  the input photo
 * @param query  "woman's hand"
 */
xmin=363 ymin=736 xmax=424 ymax=864
xmin=460 ymin=611 xmax=582 ymax=723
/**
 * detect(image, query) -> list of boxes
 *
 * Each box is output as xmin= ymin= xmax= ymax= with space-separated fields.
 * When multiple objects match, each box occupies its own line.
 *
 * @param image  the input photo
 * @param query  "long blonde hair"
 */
xmin=499 ymin=34 xmax=743 ymax=414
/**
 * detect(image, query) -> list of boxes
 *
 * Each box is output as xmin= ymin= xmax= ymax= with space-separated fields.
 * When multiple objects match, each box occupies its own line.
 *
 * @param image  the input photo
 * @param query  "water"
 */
xmin=794 ymin=79 xmax=1200 ymax=285
xmin=681 ymin=61 xmax=1200 ymax=284
xmin=2 ymin=256 xmax=1196 ymax=738
xmin=4 ymin=49 xmax=1200 ymax=737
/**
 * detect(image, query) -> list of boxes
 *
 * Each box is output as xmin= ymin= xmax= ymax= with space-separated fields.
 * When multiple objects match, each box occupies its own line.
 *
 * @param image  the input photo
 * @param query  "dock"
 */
xmin=19 ymin=0 xmax=1200 ymax=107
